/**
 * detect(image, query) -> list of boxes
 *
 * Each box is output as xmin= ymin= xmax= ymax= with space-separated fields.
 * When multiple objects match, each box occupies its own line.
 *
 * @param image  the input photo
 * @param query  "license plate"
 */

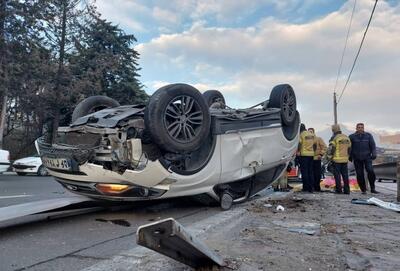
xmin=42 ymin=157 xmax=72 ymax=171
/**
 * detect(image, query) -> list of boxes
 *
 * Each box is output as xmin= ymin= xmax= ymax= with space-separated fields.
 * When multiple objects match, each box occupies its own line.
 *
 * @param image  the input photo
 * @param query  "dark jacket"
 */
xmin=349 ymin=132 xmax=376 ymax=161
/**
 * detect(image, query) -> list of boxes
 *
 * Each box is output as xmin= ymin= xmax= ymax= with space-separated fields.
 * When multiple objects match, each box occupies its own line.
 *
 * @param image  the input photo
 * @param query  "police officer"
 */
xmin=349 ymin=123 xmax=378 ymax=194
xmin=328 ymin=124 xmax=352 ymax=194
xmin=308 ymin=128 xmax=327 ymax=192
xmin=298 ymin=123 xmax=316 ymax=192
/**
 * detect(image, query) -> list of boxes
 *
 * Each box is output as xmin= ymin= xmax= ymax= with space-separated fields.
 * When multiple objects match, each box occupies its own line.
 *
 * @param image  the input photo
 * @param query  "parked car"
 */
xmin=36 ymin=83 xmax=300 ymax=208
xmin=0 ymin=149 xmax=10 ymax=173
xmin=12 ymin=154 xmax=49 ymax=176
xmin=373 ymin=161 xmax=397 ymax=183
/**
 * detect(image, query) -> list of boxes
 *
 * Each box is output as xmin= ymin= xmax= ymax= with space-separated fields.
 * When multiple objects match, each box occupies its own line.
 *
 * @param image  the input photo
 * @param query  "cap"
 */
xmin=331 ymin=124 xmax=341 ymax=133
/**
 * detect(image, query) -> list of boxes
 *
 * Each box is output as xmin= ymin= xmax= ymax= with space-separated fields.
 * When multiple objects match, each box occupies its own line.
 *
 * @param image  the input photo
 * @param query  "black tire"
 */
xmin=71 ymin=96 xmax=120 ymax=123
xmin=203 ymin=90 xmax=225 ymax=107
xmin=145 ymin=83 xmax=211 ymax=153
xmin=268 ymin=84 xmax=297 ymax=126
xmin=16 ymin=172 xmax=27 ymax=176
xmin=37 ymin=165 xmax=48 ymax=176
xmin=282 ymin=111 xmax=300 ymax=141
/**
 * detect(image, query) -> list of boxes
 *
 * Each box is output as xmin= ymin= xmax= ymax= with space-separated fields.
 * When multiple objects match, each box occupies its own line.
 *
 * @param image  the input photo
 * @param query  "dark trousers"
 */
xmin=354 ymin=159 xmax=376 ymax=192
xmin=313 ymin=160 xmax=322 ymax=191
xmin=299 ymin=156 xmax=314 ymax=192
xmin=333 ymin=162 xmax=349 ymax=193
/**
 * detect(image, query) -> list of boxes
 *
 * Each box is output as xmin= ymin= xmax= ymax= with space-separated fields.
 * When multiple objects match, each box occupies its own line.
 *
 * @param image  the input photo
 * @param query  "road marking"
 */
xmin=0 ymin=195 xmax=33 ymax=199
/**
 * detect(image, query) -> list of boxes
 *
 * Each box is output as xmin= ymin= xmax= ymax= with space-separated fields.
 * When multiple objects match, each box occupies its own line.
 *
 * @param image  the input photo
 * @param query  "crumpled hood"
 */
xmin=71 ymin=105 xmax=146 ymax=128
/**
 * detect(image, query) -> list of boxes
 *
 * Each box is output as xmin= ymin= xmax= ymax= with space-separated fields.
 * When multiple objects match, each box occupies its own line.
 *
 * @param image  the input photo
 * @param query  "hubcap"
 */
xmin=282 ymin=90 xmax=296 ymax=122
xmin=164 ymin=95 xmax=204 ymax=143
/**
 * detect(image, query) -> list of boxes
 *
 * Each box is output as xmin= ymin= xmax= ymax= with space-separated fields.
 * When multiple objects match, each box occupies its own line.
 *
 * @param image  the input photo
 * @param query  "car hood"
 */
xmin=71 ymin=105 xmax=145 ymax=128
xmin=14 ymin=157 xmax=41 ymax=165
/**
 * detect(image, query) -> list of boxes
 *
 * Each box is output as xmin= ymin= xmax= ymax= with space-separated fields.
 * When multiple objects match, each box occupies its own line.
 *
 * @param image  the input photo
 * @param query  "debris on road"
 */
xmin=288 ymin=228 xmax=316 ymax=235
xmin=276 ymin=205 xmax=285 ymax=211
xmin=367 ymin=197 xmax=400 ymax=212
xmin=351 ymin=197 xmax=400 ymax=212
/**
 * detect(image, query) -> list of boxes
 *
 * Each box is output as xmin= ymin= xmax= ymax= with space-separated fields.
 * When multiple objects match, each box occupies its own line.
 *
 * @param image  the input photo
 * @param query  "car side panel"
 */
xmin=219 ymin=133 xmax=244 ymax=182
xmin=219 ymin=126 xmax=298 ymax=184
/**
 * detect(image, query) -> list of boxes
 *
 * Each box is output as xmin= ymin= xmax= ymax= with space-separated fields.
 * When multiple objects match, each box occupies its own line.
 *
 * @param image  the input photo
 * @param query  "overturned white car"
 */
xmin=36 ymin=83 xmax=300 ymax=208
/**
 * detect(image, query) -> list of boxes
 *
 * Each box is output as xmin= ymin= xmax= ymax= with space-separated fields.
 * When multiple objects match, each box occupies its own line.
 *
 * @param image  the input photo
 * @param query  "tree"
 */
xmin=71 ymin=8 xmax=147 ymax=105
xmin=0 ymin=0 xmax=48 ymax=148
xmin=40 ymin=0 xmax=87 ymax=141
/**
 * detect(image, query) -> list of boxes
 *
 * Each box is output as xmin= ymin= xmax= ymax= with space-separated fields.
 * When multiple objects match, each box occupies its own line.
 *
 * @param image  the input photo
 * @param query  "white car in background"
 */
xmin=0 ymin=149 xmax=10 ymax=173
xmin=12 ymin=154 xmax=49 ymax=176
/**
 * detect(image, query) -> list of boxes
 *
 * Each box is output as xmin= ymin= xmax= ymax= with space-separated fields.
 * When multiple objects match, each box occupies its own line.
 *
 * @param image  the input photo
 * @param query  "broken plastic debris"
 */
xmin=276 ymin=205 xmax=285 ymax=211
xmin=351 ymin=199 xmax=372 ymax=205
xmin=264 ymin=204 xmax=273 ymax=208
xmin=288 ymin=228 xmax=316 ymax=235
xmin=367 ymin=197 xmax=400 ymax=213
xmin=352 ymin=198 xmax=400 ymax=212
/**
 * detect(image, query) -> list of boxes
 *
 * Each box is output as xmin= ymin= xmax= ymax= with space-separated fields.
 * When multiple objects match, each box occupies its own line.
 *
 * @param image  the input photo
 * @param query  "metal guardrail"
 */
xmin=137 ymin=218 xmax=226 ymax=269
xmin=373 ymin=161 xmax=397 ymax=181
xmin=373 ymin=160 xmax=400 ymax=202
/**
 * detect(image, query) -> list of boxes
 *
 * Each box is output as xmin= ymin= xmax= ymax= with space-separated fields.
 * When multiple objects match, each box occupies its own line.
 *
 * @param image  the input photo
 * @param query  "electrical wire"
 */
xmin=337 ymin=0 xmax=379 ymax=104
xmin=333 ymin=0 xmax=357 ymax=95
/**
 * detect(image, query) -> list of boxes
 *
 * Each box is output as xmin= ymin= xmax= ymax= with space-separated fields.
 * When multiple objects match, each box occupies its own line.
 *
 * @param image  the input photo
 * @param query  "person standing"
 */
xmin=298 ymin=123 xmax=316 ymax=192
xmin=308 ymin=128 xmax=327 ymax=192
xmin=349 ymin=123 xmax=378 ymax=194
xmin=328 ymin=124 xmax=352 ymax=194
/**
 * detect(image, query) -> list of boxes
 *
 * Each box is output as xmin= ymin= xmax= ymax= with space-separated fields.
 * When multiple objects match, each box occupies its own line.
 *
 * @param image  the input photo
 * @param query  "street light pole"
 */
xmin=333 ymin=92 xmax=338 ymax=125
xmin=397 ymin=159 xmax=400 ymax=202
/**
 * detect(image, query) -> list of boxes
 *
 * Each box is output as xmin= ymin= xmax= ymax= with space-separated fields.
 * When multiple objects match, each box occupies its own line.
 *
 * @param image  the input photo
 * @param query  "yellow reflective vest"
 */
xmin=330 ymin=133 xmax=351 ymax=163
xmin=314 ymin=136 xmax=327 ymax=160
xmin=299 ymin=131 xmax=315 ymax=156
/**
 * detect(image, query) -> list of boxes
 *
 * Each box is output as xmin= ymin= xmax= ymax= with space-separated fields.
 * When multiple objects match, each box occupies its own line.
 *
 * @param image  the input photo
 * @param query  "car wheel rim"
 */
xmin=282 ymin=90 xmax=296 ymax=122
xmin=164 ymin=95 xmax=204 ymax=143
xmin=40 ymin=167 xmax=47 ymax=176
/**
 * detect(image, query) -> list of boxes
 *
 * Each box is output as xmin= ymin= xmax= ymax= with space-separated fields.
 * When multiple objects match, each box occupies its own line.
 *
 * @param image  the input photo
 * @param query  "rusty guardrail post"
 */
xmin=397 ymin=159 xmax=400 ymax=202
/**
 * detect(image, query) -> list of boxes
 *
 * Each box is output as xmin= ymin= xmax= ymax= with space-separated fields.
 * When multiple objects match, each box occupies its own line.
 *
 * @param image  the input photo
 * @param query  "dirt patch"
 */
xmin=247 ymin=196 xmax=316 ymax=213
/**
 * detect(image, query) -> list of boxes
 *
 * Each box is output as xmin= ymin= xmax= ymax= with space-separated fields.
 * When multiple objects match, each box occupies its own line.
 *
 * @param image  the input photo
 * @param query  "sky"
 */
xmin=96 ymin=0 xmax=400 ymax=134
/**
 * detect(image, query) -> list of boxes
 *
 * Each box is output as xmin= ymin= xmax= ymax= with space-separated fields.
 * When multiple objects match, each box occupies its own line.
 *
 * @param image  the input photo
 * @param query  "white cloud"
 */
xmin=96 ymin=0 xmax=149 ymax=32
xmin=136 ymin=0 xmax=400 ymax=131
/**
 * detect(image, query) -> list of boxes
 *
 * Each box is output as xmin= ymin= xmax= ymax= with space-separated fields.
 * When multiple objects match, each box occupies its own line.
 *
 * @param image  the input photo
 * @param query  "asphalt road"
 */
xmin=0 ymin=174 xmax=222 ymax=271
xmin=0 ymin=174 xmax=397 ymax=271
xmin=0 ymin=174 xmax=69 ymax=207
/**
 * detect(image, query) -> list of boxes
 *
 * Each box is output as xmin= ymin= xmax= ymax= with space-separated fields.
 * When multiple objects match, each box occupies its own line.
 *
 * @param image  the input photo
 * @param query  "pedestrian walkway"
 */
xmin=103 ymin=187 xmax=400 ymax=270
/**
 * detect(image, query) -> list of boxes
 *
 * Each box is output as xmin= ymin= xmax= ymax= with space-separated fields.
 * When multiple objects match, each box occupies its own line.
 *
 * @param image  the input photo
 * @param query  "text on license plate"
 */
xmin=42 ymin=157 xmax=72 ymax=170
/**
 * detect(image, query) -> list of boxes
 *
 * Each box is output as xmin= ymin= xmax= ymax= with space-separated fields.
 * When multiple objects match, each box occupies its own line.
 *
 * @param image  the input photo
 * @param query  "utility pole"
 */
xmin=397 ymin=159 xmax=399 ymax=202
xmin=333 ymin=92 xmax=338 ymax=125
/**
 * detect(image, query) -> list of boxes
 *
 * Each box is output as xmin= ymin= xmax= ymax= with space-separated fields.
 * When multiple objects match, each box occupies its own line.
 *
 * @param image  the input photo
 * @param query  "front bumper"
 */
xmin=13 ymin=164 xmax=38 ymax=173
xmin=36 ymin=137 xmax=173 ymax=200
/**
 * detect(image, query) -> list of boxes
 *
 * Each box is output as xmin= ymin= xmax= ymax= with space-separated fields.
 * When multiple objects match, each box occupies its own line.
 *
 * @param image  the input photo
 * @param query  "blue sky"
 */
xmin=96 ymin=0 xmax=400 ymax=133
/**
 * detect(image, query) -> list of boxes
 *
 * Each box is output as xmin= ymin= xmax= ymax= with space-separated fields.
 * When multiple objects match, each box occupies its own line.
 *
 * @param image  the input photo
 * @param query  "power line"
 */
xmin=333 ymin=0 xmax=357 ymax=95
xmin=337 ymin=0 xmax=379 ymax=104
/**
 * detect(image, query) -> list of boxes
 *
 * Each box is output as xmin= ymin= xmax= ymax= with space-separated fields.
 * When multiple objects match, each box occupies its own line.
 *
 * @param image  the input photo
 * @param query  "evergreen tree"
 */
xmin=71 ymin=8 xmax=148 ymax=105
